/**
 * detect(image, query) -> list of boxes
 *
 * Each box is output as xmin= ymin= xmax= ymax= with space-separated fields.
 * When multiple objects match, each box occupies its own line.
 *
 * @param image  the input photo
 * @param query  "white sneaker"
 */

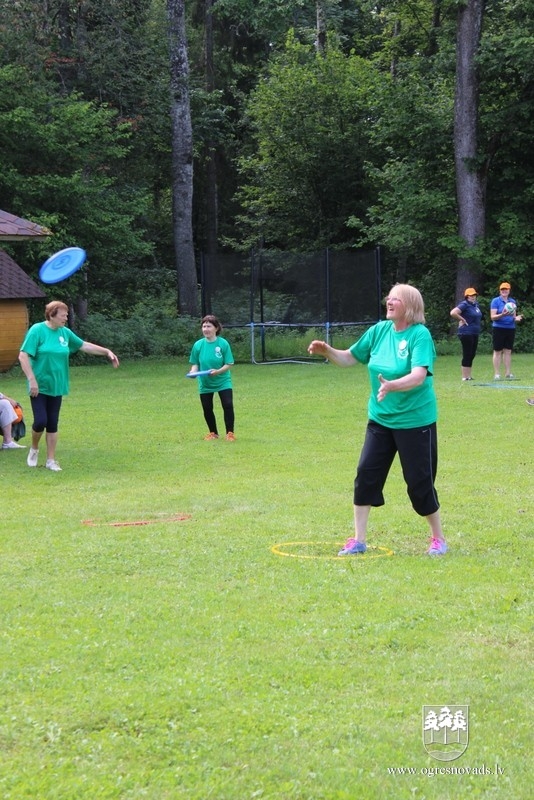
xmin=45 ymin=459 xmax=62 ymax=472
xmin=27 ymin=448 xmax=39 ymax=467
xmin=494 ymin=374 xmax=501 ymax=380
xmin=2 ymin=441 xmax=27 ymax=449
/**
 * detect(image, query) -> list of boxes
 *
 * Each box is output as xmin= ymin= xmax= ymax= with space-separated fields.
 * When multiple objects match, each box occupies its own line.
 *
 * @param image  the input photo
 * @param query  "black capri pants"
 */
xmin=30 ymin=394 xmax=63 ymax=434
xmin=354 ymin=420 xmax=440 ymax=517
xmin=458 ymin=333 xmax=479 ymax=367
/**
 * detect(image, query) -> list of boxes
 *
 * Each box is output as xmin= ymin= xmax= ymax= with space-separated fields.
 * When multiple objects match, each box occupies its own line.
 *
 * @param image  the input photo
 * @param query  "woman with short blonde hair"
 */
xmin=308 ymin=283 xmax=447 ymax=557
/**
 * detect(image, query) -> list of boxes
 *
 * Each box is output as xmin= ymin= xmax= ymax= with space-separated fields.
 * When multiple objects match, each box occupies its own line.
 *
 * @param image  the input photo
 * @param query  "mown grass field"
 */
xmin=1 ymin=353 xmax=532 ymax=799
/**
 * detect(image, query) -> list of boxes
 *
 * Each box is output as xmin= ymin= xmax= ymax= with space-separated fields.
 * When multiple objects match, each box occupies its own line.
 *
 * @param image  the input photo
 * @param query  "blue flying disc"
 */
xmin=185 ymin=370 xmax=212 ymax=378
xmin=39 ymin=247 xmax=87 ymax=284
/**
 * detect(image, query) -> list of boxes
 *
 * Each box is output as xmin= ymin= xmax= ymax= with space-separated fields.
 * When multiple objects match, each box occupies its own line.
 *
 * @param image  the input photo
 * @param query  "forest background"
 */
xmin=1 ymin=0 xmax=533 ymax=355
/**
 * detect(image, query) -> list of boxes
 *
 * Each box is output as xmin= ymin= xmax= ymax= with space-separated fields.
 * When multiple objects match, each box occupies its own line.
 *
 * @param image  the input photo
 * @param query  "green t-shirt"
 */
xmin=20 ymin=322 xmax=84 ymax=396
xmin=349 ymin=320 xmax=437 ymax=429
xmin=189 ymin=336 xmax=234 ymax=393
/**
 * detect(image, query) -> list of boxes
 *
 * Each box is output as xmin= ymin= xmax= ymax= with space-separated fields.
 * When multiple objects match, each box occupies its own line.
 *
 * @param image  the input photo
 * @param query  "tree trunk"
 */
xmin=316 ymin=1 xmax=326 ymax=55
xmin=167 ymin=0 xmax=199 ymax=316
xmin=204 ymin=0 xmax=218 ymax=256
xmin=454 ymin=0 xmax=486 ymax=299
xmin=390 ymin=19 xmax=400 ymax=78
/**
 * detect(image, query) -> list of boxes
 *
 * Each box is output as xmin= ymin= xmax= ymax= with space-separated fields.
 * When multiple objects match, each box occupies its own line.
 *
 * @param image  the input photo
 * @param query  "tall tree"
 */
xmin=454 ymin=0 xmax=486 ymax=299
xmin=203 ymin=0 xmax=218 ymax=255
xmin=167 ymin=0 xmax=199 ymax=315
xmin=316 ymin=1 xmax=326 ymax=54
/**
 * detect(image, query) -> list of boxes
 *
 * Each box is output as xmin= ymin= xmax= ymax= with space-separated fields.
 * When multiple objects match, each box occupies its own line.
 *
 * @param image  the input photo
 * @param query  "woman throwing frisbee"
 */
xmin=308 ymin=284 xmax=447 ymax=557
xmin=188 ymin=315 xmax=235 ymax=441
xmin=19 ymin=300 xmax=119 ymax=471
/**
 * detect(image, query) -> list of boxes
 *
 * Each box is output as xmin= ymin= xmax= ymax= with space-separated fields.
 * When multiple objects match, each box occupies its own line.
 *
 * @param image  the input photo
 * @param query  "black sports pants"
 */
xmin=200 ymin=389 xmax=234 ymax=435
xmin=354 ymin=420 xmax=440 ymax=517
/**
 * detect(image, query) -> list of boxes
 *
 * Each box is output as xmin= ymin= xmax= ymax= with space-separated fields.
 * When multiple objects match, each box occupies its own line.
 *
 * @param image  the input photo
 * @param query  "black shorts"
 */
xmin=492 ymin=327 xmax=515 ymax=351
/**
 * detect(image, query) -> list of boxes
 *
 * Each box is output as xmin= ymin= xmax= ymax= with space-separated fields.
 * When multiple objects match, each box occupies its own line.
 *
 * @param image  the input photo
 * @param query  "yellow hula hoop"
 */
xmin=271 ymin=541 xmax=394 ymax=560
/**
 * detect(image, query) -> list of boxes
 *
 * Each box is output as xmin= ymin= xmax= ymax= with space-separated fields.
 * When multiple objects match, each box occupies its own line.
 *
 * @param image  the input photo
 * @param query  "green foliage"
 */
xmin=346 ymin=60 xmax=460 ymax=298
xmin=234 ymin=34 xmax=384 ymax=250
xmin=215 ymin=0 xmax=378 ymax=56
xmin=0 ymin=63 xmax=154 ymax=308
xmin=74 ymin=310 xmax=199 ymax=361
xmin=71 ymin=307 xmax=254 ymax=363
xmin=1 ymin=0 xmax=534 ymax=322
xmin=0 ymin=356 xmax=533 ymax=798
xmin=513 ymin=302 xmax=534 ymax=352
xmin=475 ymin=0 xmax=534 ymax=294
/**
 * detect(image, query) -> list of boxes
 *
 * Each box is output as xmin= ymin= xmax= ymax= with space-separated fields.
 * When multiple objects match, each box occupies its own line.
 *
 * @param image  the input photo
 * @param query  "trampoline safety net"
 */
xmin=200 ymin=247 xmax=381 ymax=363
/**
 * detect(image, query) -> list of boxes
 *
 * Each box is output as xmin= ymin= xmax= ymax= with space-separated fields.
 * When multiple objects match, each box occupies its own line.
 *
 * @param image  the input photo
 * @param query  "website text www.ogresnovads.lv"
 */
xmin=387 ymin=763 xmax=505 ymax=777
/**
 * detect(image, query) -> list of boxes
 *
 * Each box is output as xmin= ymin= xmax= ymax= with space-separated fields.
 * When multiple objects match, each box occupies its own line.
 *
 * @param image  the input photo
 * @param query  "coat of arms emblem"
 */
xmin=422 ymin=705 xmax=469 ymax=761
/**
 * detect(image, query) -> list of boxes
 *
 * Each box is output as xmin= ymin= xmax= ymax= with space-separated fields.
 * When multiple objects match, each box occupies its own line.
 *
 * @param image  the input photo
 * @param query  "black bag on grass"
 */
xmin=12 ymin=404 xmax=26 ymax=441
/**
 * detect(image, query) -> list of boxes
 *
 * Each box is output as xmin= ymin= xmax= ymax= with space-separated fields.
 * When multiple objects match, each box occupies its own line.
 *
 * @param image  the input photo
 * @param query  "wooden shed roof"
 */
xmin=0 ymin=249 xmax=46 ymax=299
xmin=0 ymin=209 xmax=53 ymax=240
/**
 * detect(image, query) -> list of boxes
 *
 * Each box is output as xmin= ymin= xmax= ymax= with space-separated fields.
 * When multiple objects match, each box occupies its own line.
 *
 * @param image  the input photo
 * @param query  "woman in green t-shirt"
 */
xmin=308 ymin=284 xmax=447 ymax=557
xmin=19 ymin=300 xmax=119 ymax=472
xmin=188 ymin=315 xmax=235 ymax=441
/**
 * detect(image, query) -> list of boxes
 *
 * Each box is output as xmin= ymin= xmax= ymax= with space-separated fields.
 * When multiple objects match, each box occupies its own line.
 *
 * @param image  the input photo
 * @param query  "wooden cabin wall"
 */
xmin=0 ymin=300 xmax=28 ymax=371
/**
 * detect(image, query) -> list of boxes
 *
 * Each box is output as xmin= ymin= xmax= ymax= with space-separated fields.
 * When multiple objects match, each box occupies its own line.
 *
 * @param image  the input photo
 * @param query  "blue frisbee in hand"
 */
xmin=185 ymin=370 xmax=212 ymax=378
xmin=39 ymin=247 xmax=87 ymax=284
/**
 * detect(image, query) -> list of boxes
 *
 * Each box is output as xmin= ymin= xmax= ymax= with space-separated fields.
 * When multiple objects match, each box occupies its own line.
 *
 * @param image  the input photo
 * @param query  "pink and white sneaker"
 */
xmin=427 ymin=537 xmax=448 ymax=556
xmin=338 ymin=537 xmax=367 ymax=556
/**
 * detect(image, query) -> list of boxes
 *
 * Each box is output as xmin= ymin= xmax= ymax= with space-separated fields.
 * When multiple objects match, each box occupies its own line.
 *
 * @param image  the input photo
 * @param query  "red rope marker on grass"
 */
xmin=82 ymin=514 xmax=191 ymax=527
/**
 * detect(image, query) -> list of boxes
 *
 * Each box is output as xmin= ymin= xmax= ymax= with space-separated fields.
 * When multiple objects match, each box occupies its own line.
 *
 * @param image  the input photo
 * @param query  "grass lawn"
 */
xmin=1 ymin=352 xmax=532 ymax=799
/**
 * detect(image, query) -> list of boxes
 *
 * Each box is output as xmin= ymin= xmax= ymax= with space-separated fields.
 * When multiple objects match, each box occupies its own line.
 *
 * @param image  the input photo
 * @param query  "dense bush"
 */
xmin=72 ymin=308 xmax=254 ymax=363
xmin=73 ymin=311 xmax=198 ymax=362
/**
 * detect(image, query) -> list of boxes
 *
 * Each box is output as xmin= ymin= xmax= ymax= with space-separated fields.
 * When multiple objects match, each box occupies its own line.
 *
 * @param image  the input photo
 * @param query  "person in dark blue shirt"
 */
xmin=450 ymin=288 xmax=483 ymax=381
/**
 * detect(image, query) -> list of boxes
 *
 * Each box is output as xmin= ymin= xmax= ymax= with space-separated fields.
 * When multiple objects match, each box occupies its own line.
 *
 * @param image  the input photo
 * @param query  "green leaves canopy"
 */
xmin=236 ymin=35 xmax=383 ymax=250
xmin=0 ymin=64 xmax=152 ymax=311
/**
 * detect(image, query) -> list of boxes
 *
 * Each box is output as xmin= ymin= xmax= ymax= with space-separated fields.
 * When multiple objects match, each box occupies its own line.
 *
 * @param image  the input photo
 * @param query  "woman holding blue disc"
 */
xmin=18 ymin=300 xmax=119 ymax=471
xmin=188 ymin=315 xmax=235 ymax=441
